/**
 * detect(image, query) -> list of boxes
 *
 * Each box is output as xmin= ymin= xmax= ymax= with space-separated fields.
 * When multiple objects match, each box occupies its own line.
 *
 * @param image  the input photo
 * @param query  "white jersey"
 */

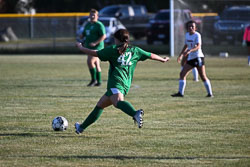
xmin=185 ymin=32 xmax=204 ymax=61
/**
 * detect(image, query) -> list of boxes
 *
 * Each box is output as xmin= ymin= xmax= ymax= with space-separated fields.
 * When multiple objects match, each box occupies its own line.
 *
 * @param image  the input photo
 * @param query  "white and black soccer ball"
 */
xmin=52 ymin=116 xmax=68 ymax=131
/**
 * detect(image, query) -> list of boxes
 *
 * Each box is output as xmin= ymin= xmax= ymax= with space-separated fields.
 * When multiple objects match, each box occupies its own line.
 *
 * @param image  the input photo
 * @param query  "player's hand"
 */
xmin=163 ymin=56 xmax=170 ymax=62
xmin=181 ymin=55 xmax=187 ymax=66
xmin=76 ymin=42 xmax=82 ymax=48
xmin=177 ymin=55 xmax=182 ymax=63
xmin=89 ymin=42 xmax=96 ymax=47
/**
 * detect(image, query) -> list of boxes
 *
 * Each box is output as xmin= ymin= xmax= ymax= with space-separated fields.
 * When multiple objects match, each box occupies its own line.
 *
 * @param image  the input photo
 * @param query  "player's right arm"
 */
xmin=178 ymin=44 xmax=188 ymax=64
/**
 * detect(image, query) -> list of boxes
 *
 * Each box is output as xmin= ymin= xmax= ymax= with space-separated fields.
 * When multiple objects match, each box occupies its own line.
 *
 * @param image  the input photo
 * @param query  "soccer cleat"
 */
xmin=206 ymin=94 xmax=214 ymax=98
xmin=87 ymin=80 xmax=97 ymax=87
xmin=75 ymin=122 xmax=84 ymax=134
xmin=94 ymin=82 xmax=102 ymax=87
xmin=171 ymin=92 xmax=184 ymax=97
xmin=133 ymin=109 xmax=144 ymax=128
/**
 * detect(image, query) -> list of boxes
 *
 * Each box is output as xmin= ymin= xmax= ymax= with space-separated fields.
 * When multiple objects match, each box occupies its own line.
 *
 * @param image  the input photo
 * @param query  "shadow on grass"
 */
xmin=0 ymin=133 xmax=101 ymax=139
xmin=0 ymin=133 xmax=49 ymax=137
xmin=18 ymin=155 xmax=250 ymax=160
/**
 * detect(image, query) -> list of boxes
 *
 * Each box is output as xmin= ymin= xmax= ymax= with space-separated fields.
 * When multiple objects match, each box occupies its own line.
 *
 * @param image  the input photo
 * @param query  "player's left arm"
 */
xmin=76 ymin=42 xmax=98 ymax=57
xmin=150 ymin=53 xmax=170 ymax=63
xmin=90 ymin=34 xmax=106 ymax=47
xmin=188 ymin=43 xmax=200 ymax=53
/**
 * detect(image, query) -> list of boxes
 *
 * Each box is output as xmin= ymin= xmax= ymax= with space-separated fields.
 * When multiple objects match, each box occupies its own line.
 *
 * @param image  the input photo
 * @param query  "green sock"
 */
xmin=96 ymin=71 xmax=102 ymax=83
xmin=89 ymin=68 xmax=96 ymax=81
xmin=80 ymin=106 xmax=103 ymax=130
xmin=116 ymin=101 xmax=136 ymax=117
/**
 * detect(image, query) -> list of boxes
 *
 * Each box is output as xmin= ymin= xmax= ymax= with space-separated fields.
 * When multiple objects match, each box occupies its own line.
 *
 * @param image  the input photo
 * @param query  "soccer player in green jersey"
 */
xmin=81 ymin=9 xmax=106 ymax=86
xmin=75 ymin=29 xmax=169 ymax=134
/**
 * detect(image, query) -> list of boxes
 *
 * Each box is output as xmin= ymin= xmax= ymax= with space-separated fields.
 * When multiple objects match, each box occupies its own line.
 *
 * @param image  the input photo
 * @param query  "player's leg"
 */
xmin=94 ymin=58 xmax=102 ymax=86
xmin=192 ymin=67 xmax=199 ymax=81
xmin=179 ymin=64 xmax=193 ymax=94
xmin=181 ymin=56 xmax=198 ymax=81
xmin=172 ymin=63 xmax=193 ymax=97
xmin=181 ymin=67 xmax=198 ymax=82
xmin=87 ymin=55 xmax=97 ymax=86
xmin=197 ymin=65 xmax=213 ymax=97
xmin=110 ymin=90 xmax=143 ymax=128
xmin=75 ymin=95 xmax=112 ymax=134
xmin=180 ymin=55 xmax=186 ymax=76
xmin=110 ymin=92 xmax=136 ymax=117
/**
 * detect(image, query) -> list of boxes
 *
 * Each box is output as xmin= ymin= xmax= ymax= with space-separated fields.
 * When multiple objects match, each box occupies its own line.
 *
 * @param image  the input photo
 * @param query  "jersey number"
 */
xmin=117 ymin=52 xmax=132 ymax=66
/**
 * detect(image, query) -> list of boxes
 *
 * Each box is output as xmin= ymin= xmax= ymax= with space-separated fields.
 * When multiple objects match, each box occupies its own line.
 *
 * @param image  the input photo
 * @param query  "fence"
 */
xmin=0 ymin=13 xmax=88 ymax=53
xmin=0 ymin=1 xmax=249 ymax=56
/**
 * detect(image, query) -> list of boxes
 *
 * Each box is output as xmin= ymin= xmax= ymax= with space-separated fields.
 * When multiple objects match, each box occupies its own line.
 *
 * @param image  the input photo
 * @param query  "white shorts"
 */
xmin=111 ymin=88 xmax=121 ymax=94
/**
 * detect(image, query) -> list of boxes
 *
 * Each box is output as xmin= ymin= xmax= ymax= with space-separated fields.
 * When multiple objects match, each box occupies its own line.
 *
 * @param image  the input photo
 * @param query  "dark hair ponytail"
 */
xmin=114 ymin=29 xmax=130 ymax=54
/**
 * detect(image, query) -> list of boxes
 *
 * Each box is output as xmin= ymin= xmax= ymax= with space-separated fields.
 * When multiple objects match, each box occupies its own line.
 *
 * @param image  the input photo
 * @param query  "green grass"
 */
xmin=0 ymin=55 xmax=250 ymax=167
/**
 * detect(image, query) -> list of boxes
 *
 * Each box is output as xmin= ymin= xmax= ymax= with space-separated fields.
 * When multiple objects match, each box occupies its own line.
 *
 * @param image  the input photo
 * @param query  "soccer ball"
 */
xmin=52 ymin=116 xmax=68 ymax=131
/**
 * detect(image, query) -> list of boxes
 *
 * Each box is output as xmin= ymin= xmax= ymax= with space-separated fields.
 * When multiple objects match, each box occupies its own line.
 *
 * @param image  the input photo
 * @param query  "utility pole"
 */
xmin=170 ymin=0 xmax=174 ymax=57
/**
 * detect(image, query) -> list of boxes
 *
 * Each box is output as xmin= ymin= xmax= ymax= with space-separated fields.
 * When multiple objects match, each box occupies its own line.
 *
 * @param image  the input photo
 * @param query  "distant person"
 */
xmin=171 ymin=20 xmax=213 ymax=97
xmin=81 ymin=9 xmax=106 ymax=86
xmin=243 ymin=25 xmax=250 ymax=66
xmin=15 ymin=0 xmax=36 ymax=14
xmin=75 ymin=29 xmax=170 ymax=134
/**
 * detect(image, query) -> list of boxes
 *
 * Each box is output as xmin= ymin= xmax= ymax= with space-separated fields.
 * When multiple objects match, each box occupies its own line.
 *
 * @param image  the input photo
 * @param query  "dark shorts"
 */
xmin=247 ymin=41 xmax=250 ymax=47
xmin=187 ymin=57 xmax=205 ymax=67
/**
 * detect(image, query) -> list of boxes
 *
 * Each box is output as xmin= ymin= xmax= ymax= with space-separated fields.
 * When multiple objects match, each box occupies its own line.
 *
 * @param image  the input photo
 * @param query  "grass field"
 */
xmin=0 ymin=55 xmax=250 ymax=167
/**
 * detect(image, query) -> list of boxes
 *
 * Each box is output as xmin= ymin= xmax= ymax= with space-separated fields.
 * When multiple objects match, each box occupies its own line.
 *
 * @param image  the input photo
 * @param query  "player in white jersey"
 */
xmin=171 ymin=20 xmax=213 ymax=97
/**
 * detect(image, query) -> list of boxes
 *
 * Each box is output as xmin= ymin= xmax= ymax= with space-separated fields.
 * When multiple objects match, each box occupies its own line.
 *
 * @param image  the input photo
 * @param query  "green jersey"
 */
xmin=83 ymin=21 xmax=106 ymax=50
xmin=97 ymin=45 xmax=151 ymax=96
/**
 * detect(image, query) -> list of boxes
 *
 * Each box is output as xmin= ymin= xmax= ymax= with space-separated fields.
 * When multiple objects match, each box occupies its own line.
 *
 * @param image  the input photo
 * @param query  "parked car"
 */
xmin=213 ymin=6 xmax=250 ymax=45
xmin=99 ymin=17 xmax=125 ymax=44
xmin=76 ymin=16 xmax=125 ymax=44
xmin=202 ymin=15 xmax=217 ymax=38
xmin=146 ymin=9 xmax=193 ymax=44
xmin=99 ymin=4 xmax=149 ymax=39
